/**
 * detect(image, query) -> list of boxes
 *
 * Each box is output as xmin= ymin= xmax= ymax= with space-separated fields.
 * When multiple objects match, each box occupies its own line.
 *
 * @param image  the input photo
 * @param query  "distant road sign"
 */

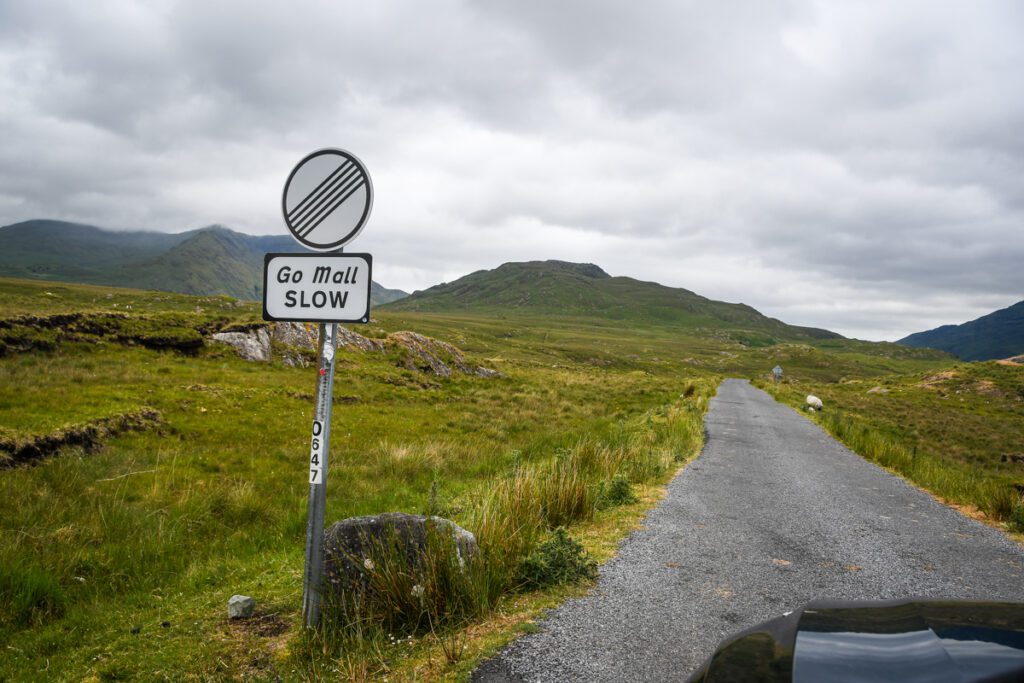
xmin=263 ymin=253 xmax=372 ymax=323
xmin=282 ymin=149 xmax=373 ymax=251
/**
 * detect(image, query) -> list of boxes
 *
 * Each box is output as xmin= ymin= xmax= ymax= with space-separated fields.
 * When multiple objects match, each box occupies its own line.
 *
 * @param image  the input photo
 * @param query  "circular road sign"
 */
xmin=282 ymin=148 xmax=373 ymax=251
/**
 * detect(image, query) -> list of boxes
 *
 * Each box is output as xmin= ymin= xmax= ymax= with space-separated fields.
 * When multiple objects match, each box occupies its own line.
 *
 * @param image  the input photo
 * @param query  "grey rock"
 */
xmin=260 ymin=322 xmax=500 ymax=378
xmin=281 ymin=354 xmax=308 ymax=368
xmin=212 ymin=328 xmax=271 ymax=362
xmin=273 ymin=322 xmax=317 ymax=367
xmin=385 ymin=331 xmax=458 ymax=376
xmin=336 ymin=326 xmax=385 ymax=352
xmin=384 ymin=331 xmax=500 ymax=378
xmin=272 ymin=321 xmax=317 ymax=349
xmin=227 ymin=594 xmax=256 ymax=619
xmin=323 ymin=513 xmax=477 ymax=596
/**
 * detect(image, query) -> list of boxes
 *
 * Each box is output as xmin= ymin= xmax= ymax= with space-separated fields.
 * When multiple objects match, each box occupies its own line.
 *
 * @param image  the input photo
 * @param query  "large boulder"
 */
xmin=322 ymin=513 xmax=477 ymax=595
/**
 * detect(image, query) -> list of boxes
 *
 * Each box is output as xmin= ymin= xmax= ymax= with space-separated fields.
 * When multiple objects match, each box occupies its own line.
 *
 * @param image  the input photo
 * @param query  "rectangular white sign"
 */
xmin=263 ymin=253 xmax=372 ymax=323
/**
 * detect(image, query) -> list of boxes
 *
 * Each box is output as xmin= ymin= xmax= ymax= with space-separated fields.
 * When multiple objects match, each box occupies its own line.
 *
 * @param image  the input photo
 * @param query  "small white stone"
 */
xmin=228 ymin=594 xmax=256 ymax=619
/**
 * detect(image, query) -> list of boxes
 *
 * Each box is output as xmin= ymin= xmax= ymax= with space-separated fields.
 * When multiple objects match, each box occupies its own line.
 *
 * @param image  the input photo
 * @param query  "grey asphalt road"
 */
xmin=473 ymin=379 xmax=1024 ymax=682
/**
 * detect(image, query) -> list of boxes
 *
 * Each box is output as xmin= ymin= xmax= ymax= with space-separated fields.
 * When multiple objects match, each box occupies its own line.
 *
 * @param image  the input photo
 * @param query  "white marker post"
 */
xmin=264 ymin=148 xmax=374 ymax=629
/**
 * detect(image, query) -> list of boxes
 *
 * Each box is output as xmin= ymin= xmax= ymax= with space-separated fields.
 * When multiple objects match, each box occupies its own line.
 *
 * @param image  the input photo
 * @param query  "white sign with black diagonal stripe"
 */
xmin=282 ymin=148 xmax=373 ymax=252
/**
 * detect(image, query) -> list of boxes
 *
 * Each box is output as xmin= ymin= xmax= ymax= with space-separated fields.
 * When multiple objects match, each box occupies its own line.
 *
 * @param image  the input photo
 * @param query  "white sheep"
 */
xmin=806 ymin=395 xmax=823 ymax=412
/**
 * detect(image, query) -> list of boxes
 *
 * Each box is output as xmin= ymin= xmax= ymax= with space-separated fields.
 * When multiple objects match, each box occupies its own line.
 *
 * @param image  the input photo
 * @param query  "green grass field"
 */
xmin=0 ymin=278 xmax=719 ymax=680
xmin=1 ymin=275 xmax=1019 ymax=681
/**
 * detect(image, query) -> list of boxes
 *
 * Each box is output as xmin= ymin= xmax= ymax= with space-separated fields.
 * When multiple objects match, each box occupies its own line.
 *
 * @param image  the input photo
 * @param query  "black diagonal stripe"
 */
xmin=288 ymin=164 xmax=358 ymax=228
xmin=287 ymin=160 xmax=351 ymax=220
xmin=290 ymin=165 xmax=361 ymax=229
xmin=293 ymin=171 xmax=364 ymax=235
xmin=287 ymin=160 xmax=352 ymax=221
xmin=296 ymin=178 xmax=366 ymax=238
xmin=295 ymin=176 xmax=365 ymax=238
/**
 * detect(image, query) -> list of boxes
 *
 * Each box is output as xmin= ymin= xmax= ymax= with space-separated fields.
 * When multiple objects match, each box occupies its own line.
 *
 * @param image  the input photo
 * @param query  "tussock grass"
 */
xmin=0 ymin=277 xmax=722 ymax=679
xmin=289 ymin=378 xmax=718 ymax=676
xmin=815 ymin=409 xmax=1022 ymax=524
xmin=758 ymin=366 xmax=1024 ymax=533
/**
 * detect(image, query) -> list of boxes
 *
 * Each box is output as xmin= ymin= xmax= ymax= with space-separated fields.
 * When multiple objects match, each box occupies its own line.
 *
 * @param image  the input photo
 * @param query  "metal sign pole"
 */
xmin=302 ymin=322 xmax=338 ymax=628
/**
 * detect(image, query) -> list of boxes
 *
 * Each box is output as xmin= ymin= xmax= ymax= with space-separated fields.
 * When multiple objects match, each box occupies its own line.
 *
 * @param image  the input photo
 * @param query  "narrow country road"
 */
xmin=473 ymin=379 xmax=1024 ymax=682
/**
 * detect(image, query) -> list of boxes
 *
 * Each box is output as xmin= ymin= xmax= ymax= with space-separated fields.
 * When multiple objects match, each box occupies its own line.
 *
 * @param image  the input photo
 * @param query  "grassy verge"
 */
xmin=287 ymin=380 xmax=715 ymax=680
xmin=756 ymin=364 xmax=1024 ymax=535
xmin=0 ymin=277 xmax=719 ymax=681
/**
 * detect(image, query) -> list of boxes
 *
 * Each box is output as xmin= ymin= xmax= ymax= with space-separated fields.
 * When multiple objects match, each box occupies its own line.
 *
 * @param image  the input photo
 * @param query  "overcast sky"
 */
xmin=1 ymin=1 xmax=1022 ymax=340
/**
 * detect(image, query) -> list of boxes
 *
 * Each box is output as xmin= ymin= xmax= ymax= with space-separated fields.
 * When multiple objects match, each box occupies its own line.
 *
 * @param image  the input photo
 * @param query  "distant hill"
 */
xmin=384 ymin=260 xmax=841 ymax=341
xmin=0 ymin=219 xmax=408 ymax=305
xmin=898 ymin=300 xmax=1024 ymax=361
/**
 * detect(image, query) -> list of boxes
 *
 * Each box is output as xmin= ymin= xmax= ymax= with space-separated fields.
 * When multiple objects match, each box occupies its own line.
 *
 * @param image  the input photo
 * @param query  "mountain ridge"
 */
xmin=0 ymin=219 xmax=409 ymax=305
xmin=386 ymin=259 xmax=841 ymax=342
xmin=898 ymin=300 xmax=1024 ymax=361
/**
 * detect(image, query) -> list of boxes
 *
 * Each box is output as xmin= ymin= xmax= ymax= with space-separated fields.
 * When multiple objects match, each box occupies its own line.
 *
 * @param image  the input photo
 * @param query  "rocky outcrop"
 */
xmin=272 ymin=321 xmax=316 ymax=349
xmin=322 ymin=513 xmax=477 ymax=595
xmin=210 ymin=323 xmax=499 ymax=377
xmin=211 ymin=328 xmax=271 ymax=362
xmin=271 ymin=322 xmax=318 ymax=367
xmin=210 ymin=322 xmax=315 ymax=365
xmin=337 ymin=326 xmax=384 ymax=352
xmin=385 ymin=331 xmax=466 ymax=377
xmin=384 ymin=331 xmax=500 ymax=378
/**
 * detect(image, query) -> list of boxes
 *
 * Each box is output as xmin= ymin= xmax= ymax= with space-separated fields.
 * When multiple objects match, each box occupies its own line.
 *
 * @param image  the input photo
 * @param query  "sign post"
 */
xmin=302 ymin=322 xmax=337 ymax=627
xmin=264 ymin=148 xmax=375 ymax=629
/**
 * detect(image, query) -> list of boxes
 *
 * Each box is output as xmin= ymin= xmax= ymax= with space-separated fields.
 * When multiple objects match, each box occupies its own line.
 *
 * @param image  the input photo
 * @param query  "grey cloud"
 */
xmin=0 ymin=0 xmax=1022 ymax=340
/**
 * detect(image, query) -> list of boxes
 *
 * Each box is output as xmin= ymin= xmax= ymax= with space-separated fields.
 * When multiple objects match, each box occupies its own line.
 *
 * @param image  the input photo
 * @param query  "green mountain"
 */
xmin=0 ymin=220 xmax=188 ymax=279
xmin=898 ymin=300 xmax=1024 ymax=361
xmin=383 ymin=259 xmax=841 ymax=341
xmin=0 ymin=219 xmax=408 ymax=305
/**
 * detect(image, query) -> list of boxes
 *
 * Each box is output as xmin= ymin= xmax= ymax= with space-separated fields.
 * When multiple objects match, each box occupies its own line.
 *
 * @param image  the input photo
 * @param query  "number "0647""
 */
xmin=309 ymin=420 xmax=324 ymax=483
